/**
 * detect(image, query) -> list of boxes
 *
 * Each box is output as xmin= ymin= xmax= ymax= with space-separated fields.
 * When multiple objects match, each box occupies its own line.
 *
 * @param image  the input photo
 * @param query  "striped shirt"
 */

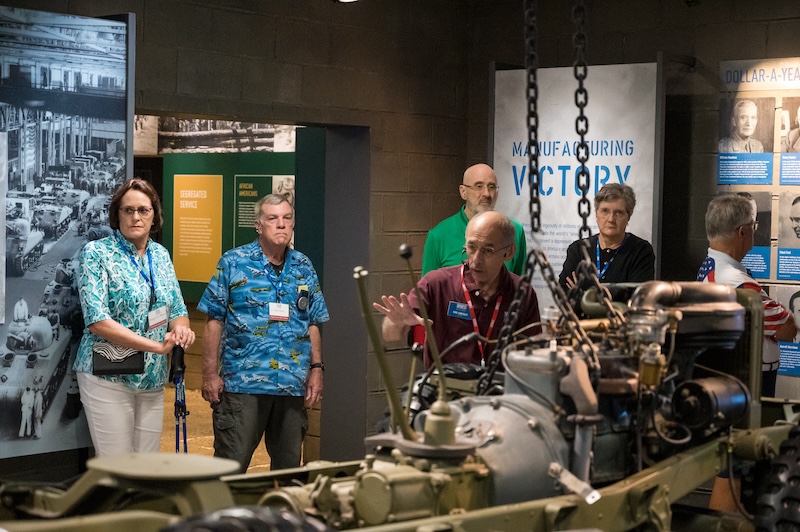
xmin=697 ymin=248 xmax=787 ymax=368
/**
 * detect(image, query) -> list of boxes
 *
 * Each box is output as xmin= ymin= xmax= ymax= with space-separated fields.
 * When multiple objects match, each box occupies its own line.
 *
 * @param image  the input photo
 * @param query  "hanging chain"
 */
xmin=525 ymin=0 xmax=541 ymax=236
xmin=569 ymin=0 xmax=596 ymax=319
xmin=559 ymin=0 xmax=607 ymax=368
xmin=478 ymin=0 xmax=541 ymax=395
xmin=564 ymin=0 xmax=595 ymax=314
xmin=572 ymin=0 xmax=591 ymax=240
xmin=537 ymin=249 xmax=599 ymax=369
xmin=477 ymin=269 xmax=534 ymax=394
xmin=570 ymin=0 xmax=620 ymax=328
xmin=481 ymin=0 xmax=621 ymax=392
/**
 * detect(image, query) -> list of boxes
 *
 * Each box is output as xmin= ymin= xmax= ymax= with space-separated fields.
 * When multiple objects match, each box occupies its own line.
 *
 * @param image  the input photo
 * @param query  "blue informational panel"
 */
xmin=718 ymin=153 xmax=773 ymax=185
xmin=778 ymin=248 xmax=800 ymax=280
xmin=779 ymin=342 xmax=800 ymax=377
xmin=778 ymin=192 xmax=800 ymax=280
xmin=718 ymin=60 xmax=800 ymax=393
xmin=717 ymin=61 xmax=800 ymax=286
xmin=743 ymin=246 xmax=770 ymax=278
xmin=770 ymin=287 xmax=800 ymax=386
xmin=717 ymin=97 xmax=776 ymax=185
xmin=780 ymin=152 xmax=800 ymax=184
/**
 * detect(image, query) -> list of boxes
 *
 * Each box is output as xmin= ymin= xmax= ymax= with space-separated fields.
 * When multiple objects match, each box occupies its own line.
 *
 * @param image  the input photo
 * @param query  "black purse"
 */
xmin=92 ymin=342 xmax=144 ymax=375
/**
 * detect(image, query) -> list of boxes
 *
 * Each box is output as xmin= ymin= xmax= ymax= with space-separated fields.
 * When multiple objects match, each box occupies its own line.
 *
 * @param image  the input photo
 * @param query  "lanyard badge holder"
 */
xmin=169 ymin=345 xmax=189 ymax=453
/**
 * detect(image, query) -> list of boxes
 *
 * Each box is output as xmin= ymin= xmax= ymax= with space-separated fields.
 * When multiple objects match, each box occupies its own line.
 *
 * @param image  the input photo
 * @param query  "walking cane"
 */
xmin=170 ymin=345 xmax=189 ymax=453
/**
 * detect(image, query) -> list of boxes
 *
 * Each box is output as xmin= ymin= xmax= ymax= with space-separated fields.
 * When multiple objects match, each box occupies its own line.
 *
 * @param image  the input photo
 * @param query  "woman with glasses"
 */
xmin=74 ymin=178 xmax=195 ymax=456
xmin=558 ymin=183 xmax=655 ymax=300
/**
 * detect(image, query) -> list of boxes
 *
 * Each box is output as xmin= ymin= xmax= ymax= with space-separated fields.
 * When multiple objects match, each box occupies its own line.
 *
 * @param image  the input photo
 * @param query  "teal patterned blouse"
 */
xmin=74 ymin=230 xmax=188 ymax=389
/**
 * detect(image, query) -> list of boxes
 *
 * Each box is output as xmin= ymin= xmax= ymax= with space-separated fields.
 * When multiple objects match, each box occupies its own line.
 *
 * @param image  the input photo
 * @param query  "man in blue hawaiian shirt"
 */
xmin=198 ymin=194 xmax=329 ymax=472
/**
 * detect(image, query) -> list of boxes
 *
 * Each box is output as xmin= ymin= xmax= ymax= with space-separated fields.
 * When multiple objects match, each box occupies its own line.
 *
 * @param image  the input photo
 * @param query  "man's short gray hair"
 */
xmin=497 ymin=216 xmax=516 ymax=248
xmin=254 ymin=193 xmax=293 ymax=217
xmin=705 ymin=194 xmax=753 ymax=241
xmin=594 ymin=183 xmax=636 ymax=216
xmin=466 ymin=211 xmax=516 ymax=249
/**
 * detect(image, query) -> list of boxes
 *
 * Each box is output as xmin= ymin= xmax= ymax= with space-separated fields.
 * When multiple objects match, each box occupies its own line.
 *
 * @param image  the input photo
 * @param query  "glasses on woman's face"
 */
xmin=596 ymin=207 xmax=628 ymax=219
xmin=120 ymin=206 xmax=153 ymax=218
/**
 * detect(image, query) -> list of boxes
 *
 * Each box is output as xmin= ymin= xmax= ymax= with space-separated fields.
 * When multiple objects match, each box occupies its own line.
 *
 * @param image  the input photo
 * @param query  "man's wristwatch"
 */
xmin=310 ymin=362 xmax=325 ymax=371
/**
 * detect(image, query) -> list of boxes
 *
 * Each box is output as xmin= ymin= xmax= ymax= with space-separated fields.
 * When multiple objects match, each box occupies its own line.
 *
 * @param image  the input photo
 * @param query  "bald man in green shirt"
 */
xmin=421 ymin=163 xmax=527 ymax=276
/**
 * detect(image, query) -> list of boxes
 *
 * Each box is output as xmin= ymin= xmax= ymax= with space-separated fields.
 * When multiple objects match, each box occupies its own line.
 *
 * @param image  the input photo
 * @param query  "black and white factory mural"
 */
xmin=0 ymin=6 xmax=131 ymax=458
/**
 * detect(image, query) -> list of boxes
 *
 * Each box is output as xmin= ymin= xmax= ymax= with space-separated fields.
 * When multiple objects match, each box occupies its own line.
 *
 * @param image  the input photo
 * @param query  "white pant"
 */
xmin=77 ymin=372 xmax=164 ymax=456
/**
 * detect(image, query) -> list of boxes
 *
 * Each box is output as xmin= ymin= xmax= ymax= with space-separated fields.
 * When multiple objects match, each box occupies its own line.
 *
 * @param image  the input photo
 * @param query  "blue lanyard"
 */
xmin=266 ymin=258 xmax=286 ymax=303
xmin=118 ymin=237 xmax=156 ymax=307
xmin=595 ymin=233 xmax=629 ymax=280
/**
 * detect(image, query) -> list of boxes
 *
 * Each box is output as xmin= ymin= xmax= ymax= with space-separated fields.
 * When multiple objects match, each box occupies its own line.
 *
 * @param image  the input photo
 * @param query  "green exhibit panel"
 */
xmin=162 ymin=152 xmax=294 ymax=302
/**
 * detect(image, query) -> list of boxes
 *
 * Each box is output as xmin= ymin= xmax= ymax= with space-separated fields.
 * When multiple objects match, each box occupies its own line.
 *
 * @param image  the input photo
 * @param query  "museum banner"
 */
xmin=492 ymin=63 xmax=661 ymax=311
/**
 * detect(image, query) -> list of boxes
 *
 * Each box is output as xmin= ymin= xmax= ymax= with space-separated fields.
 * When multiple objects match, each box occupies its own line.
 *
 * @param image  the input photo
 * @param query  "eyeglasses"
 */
xmin=462 ymin=183 xmax=498 ymax=193
xmin=120 ymin=206 xmax=153 ymax=217
xmin=464 ymin=243 xmax=511 ymax=257
xmin=597 ymin=207 xmax=628 ymax=219
xmin=738 ymin=220 xmax=759 ymax=231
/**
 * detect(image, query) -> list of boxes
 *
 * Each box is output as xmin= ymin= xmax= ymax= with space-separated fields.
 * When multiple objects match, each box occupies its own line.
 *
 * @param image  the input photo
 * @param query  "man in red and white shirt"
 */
xmin=697 ymin=194 xmax=797 ymax=397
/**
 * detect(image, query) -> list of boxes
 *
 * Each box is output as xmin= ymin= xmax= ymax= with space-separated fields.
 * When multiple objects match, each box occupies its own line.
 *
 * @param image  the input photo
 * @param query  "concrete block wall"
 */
xmin=9 ymin=0 xmax=800 ymax=444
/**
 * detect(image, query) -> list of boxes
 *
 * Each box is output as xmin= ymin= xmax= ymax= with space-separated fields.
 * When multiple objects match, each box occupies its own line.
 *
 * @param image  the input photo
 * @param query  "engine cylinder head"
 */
xmin=504 ymin=347 xmax=568 ymax=406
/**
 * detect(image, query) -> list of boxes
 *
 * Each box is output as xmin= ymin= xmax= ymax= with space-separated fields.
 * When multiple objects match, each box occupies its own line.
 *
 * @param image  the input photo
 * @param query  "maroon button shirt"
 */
xmin=407 ymin=263 xmax=541 ymax=368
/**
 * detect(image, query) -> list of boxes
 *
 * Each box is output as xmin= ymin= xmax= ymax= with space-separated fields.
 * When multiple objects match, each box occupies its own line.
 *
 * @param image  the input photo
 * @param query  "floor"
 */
xmin=158 ymin=387 xmax=271 ymax=473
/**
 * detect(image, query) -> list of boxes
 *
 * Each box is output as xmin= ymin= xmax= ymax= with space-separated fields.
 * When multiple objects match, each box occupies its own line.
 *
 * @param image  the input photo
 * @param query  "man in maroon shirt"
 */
xmin=374 ymin=211 xmax=541 ymax=369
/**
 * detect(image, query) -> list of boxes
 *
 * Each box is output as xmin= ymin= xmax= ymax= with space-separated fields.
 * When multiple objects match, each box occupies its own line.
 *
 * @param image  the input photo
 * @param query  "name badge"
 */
xmin=148 ymin=305 xmax=168 ymax=330
xmin=269 ymin=302 xmax=290 ymax=321
xmin=447 ymin=301 xmax=471 ymax=320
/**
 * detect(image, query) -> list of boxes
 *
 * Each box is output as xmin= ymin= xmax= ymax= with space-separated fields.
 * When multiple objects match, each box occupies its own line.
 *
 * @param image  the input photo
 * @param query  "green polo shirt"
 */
xmin=421 ymin=206 xmax=528 ymax=276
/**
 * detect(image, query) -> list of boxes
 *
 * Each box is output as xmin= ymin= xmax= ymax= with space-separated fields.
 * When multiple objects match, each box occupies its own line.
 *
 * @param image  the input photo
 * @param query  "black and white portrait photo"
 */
xmin=718 ymin=97 xmax=776 ymax=154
